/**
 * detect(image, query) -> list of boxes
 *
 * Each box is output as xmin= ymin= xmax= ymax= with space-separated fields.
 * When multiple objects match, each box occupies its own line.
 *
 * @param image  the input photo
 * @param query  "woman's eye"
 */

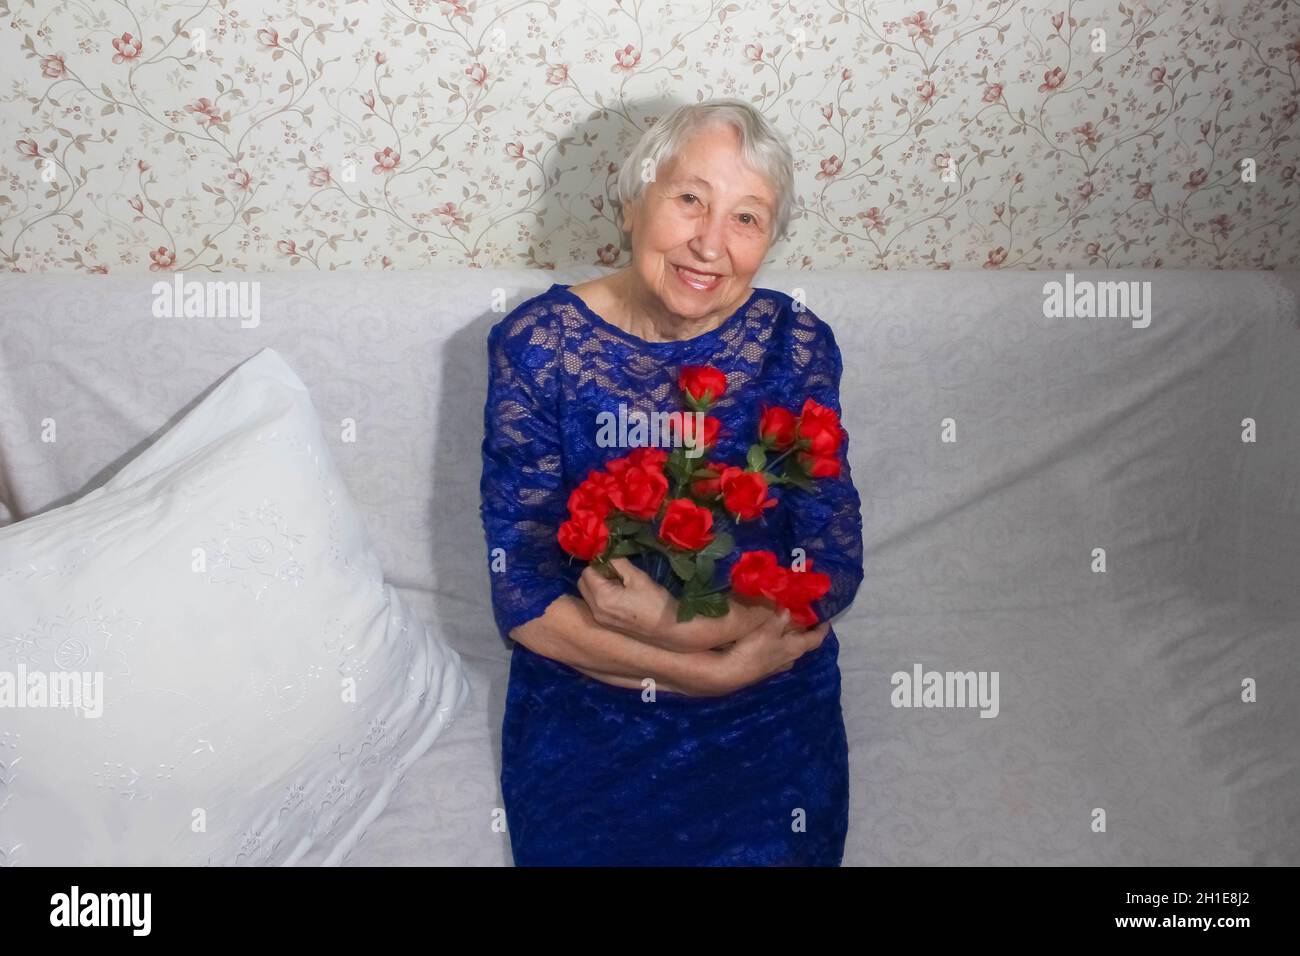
xmin=681 ymin=194 xmax=698 ymax=205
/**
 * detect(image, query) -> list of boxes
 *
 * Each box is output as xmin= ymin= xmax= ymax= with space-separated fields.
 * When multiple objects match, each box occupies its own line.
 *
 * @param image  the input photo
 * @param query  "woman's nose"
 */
xmin=689 ymin=215 xmax=727 ymax=259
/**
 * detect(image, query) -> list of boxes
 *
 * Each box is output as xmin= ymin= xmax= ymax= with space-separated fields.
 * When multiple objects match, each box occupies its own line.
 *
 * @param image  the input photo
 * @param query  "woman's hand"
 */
xmin=577 ymin=556 xmax=806 ymax=654
xmin=577 ymin=557 xmax=692 ymax=648
xmin=705 ymin=608 xmax=831 ymax=695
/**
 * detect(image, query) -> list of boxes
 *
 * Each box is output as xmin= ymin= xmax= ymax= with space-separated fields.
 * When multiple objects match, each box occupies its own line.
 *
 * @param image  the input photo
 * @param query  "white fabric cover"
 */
xmin=1 ymin=268 xmax=1297 ymax=866
xmin=0 ymin=347 xmax=469 ymax=865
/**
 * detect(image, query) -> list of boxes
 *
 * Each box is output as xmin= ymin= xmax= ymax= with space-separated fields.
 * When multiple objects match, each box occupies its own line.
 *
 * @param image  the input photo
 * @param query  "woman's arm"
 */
xmin=575 ymin=556 xmax=783 ymax=652
xmin=783 ymin=313 xmax=865 ymax=622
xmin=511 ymin=592 xmax=737 ymax=696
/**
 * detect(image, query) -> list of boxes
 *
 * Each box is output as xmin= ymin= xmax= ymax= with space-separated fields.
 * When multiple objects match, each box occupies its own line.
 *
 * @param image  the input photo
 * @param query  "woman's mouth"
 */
xmin=673 ymin=265 xmax=723 ymax=292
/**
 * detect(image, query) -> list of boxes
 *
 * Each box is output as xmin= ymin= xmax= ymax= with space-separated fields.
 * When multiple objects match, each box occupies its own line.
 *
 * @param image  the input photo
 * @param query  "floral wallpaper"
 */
xmin=2 ymin=0 xmax=1299 ymax=274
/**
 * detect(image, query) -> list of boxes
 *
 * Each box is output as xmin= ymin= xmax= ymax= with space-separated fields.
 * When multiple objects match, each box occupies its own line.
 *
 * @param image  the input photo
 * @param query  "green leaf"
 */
xmin=746 ymin=443 xmax=767 ymax=471
xmin=611 ymin=515 xmax=646 ymax=535
xmin=609 ymin=539 xmax=642 ymax=557
xmin=669 ymin=552 xmax=696 ymax=581
xmin=692 ymin=591 xmax=730 ymax=617
xmin=634 ymin=530 xmax=668 ymax=552
xmin=696 ymin=554 xmax=716 ymax=583
xmin=699 ymin=532 xmax=733 ymax=559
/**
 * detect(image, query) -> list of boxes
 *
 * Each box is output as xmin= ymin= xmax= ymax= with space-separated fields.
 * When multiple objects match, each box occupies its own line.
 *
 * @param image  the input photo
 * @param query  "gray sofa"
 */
xmin=2 ymin=266 xmax=1297 ymax=864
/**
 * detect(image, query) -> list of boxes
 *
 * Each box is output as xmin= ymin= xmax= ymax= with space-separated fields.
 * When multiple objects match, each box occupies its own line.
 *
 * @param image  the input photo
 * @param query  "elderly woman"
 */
xmin=479 ymin=99 xmax=864 ymax=866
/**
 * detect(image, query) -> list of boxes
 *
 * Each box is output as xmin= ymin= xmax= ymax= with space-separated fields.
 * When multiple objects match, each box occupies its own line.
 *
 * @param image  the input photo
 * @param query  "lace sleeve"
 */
xmin=785 ymin=308 xmax=865 ymax=624
xmin=479 ymin=305 xmax=574 ymax=646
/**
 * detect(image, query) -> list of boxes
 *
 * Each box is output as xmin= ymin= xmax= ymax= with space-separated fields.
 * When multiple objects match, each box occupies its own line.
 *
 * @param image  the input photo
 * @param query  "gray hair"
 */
xmin=614 ymin=99 xmax=795 ymax=245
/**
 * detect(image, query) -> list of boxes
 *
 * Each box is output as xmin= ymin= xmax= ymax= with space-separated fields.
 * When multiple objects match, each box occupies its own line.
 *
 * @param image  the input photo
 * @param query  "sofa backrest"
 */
xmin=1 ymin=268 xmax=1297 ymax=616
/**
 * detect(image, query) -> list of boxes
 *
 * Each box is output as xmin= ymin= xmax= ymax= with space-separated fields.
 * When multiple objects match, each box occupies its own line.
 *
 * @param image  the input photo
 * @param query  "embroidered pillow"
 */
xmin=0 ymin=348 xmax=469 ymax=865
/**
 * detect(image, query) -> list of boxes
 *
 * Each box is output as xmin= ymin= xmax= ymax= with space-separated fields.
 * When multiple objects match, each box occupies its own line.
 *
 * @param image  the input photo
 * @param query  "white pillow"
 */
xmin=0 ymin=347 xmax=468 ymax=865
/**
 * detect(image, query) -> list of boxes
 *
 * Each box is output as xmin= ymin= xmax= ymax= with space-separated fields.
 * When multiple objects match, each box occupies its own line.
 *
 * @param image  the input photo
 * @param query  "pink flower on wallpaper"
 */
xmin=613 ymin=45 xmax=641 ymax=71
xmin=1209 ymin=214 xmax=1231 ymax=239
xmin=1281 ymin=100 xmax=1298 ymax=122
xmin=841 ymin=68 xmax=852 ymax=81
xmin=1051 ymin=13 xmax=1065 ymax=33
xmin=465 ymin=62 xmax=487 ymax=86
xmin=137 ymin=159 xmax=150 ymax=172
xmin=308 ymin=167 xmax=332 ymax=187
xmin=381 ymin=255 xmax=393 ymax=268
xmin=505 ymin=142 xmax=524 ymax=160
xmin=1133 ymin=182 xmax=1152 ymax=199
xmin=1284 ymin=37 xmax=1300 ymax=61
xmin=993 ymin=203 xmax=1005 ymax=219
xmin=817 ymin=155 xmax=843 ymax=180
xmin=1076 ymin=180 xmax=1094 ymax=201
xmin=983 ymin=83 xmax=1003 ymax=103
xmin=16 ymin=138 xmax=40 ymax=158
xmin=277 ymin=239 xmax=298 ymax=257
xmin=89 ymin=265 xmax=109 ymax=274
xmin=744 ymin=43 xmax=763 ymax=62
xmin=546 ymin=64 xmax=568 ymax=85
xmin=597 ymin=244 xmax=619 ymax=266
xmin=1149 ymin=66 xmax=1167 ymax=87
xmin=187 ymin=98 xmax=222 ymax=127
xmin=821 ymin=104 xmax=834 ymax=120
xmin=916 ymin=80 xmax=936 ymax=104
xmin=373 ymin=147 xmax=400 ymax=174
xmin=433 ymin=202 xmax=466 ymax=228
xmin=228 ymin=168 xmax=252 ymax=190
xmin=1281 ymin=166 xmax=1295 ymax=182
xmin=111 ymin=32 xmax=142 ymax=64
xmin=860 ymin=208 xmax=887 ymax=233
xmin=41 ymin=54 xmax=66 ymax=78
xmin=1086 ymin=242 xmax=1100 ymax=256
xmin=1073 ymin=122 xmax=1100 ymax=149
xmin=1039 ymin=67 xmax=1065 ymax=92
xmin=148 ymin=246 xmax=175 ymax=271
xmin=902 ymin=12 xmax=935 ymax=42
xmin=933 ymin=151 xmax=952 ymax=172
xmin=128 ymin=196 xmax=144 ymax=213
xmin=376 ymin=52 xmax=387 ymax=65
xmin=1185 ymin=168 xmax=1208 ymax=189
xmin=361 ymin=90 xmax=376 ymax=111
xmin=257 ymin=28 xmax=280 ymax=49
xmin=984 ymin=247 xmax=1008 ymax=268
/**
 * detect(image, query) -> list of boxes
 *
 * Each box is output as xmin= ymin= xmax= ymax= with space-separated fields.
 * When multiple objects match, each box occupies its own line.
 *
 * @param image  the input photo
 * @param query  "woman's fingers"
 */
xmin=577 ymin=566 xmax=609 ymax=612
xmin=607 ymin=556 xmax=648 ymax=586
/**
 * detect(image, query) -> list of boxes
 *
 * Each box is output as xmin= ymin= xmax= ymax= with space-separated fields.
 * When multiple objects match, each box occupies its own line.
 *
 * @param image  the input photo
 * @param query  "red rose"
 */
xmin=627 ymin=446 xmax=669 ymax=470
xmin=796 ymin=399 xmax=843 ymax=455
xmin=557 ymin=510 xmax=609 ymax=561
xmin=658 ymin=498 xmax=715 ymax=551
xmin=797 ymin=451 xmax=842 ymax=478
xmin=690 ymin=460 xmax=727 ymax=499
xmin=679 ymin=365 xmax=727 ymax=406
xmin=783 ymin=602 xmax=820 ymax=628
xmin=607 ymin=461 xmax=669 ymax=520
xmin=567 ymin=470 xmax=617 ymax=518
xmin=759 ymin=405 xmax=797 ymax=450
xmin=778 ymin=562 xmax=831 ymax=605
xmin=719 ymin=466 xmax=778 ymax=521
xmin=729 ymin=550 xmax=790 ymax=600
xmin=774 ymin=560 xmax=831 ymax=627
xmin=668 ymin=411 xmax=722 ymax=452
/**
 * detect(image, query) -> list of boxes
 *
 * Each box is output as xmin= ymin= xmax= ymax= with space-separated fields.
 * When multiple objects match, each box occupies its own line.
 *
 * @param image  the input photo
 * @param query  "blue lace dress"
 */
xmin=479 ymin=281 xmax=865 ymax=866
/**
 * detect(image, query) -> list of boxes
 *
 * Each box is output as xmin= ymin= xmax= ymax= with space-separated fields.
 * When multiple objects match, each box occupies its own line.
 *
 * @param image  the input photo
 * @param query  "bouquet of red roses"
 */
xmin=556 ymin=364 xmax=845 ymax=627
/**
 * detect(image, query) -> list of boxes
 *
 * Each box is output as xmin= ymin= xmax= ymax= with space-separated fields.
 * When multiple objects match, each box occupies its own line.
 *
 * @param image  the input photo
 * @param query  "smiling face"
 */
xmin=621 ymin=122 xmax=776 ymax=323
